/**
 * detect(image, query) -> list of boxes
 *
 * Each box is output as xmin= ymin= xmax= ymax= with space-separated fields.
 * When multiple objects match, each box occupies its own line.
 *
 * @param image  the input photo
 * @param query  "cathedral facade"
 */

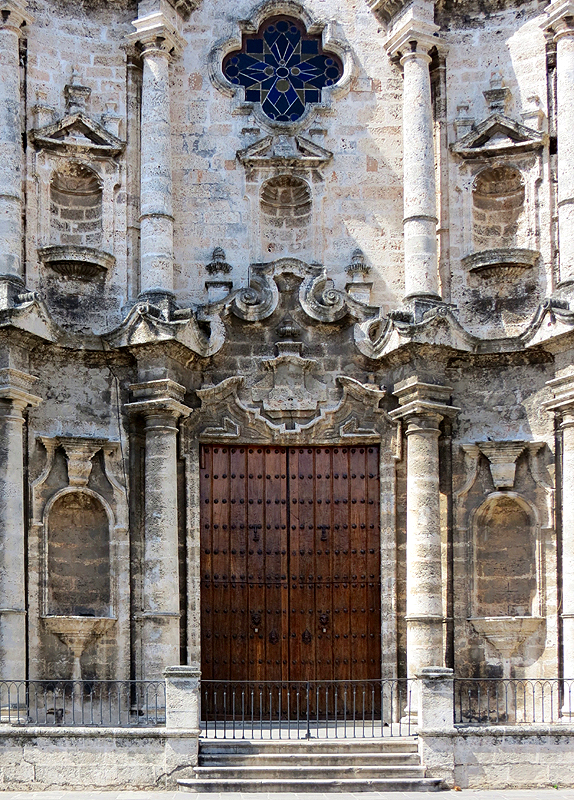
xmin=1 ymin=0 xmax=573 ymax=714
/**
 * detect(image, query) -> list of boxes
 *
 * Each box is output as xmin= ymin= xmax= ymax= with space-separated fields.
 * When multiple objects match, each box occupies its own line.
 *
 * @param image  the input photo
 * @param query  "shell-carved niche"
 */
xmin=30 ymin=71 xmax=124 ymax=283
xmin=30 ymin=436 xmax=128 ymax=680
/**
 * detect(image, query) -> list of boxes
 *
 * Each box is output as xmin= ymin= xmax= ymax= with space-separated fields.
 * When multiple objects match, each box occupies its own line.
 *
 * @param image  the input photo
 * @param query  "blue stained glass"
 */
xmin=222 ymin=16 xmax=343 ymax=122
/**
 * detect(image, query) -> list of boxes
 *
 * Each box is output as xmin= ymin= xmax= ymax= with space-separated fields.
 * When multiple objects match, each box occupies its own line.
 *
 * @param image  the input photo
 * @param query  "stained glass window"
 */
xmin=223 ymin=17 xmax=343 ymax=122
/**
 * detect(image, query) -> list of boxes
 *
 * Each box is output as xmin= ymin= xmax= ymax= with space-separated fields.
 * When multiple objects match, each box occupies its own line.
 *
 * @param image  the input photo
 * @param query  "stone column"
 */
xmin=546 ymin=375 xmax=574 ymax=710
xmin=126 ymin=379 xmax=190 ymax=679
xmin=128 ymin=4 xmax=185 ymax=311
xmin=0 ymin=369 xmax=41 ymax=679
xmin=387 ymin=23 xmax=442 ymax=303
xmin=0 ymin=1 xmax=32 ymax=303
xmin=546 ymin=1 xmax=574 ymax=287
xmin=390 ymin=378 xmax=458 ymax=680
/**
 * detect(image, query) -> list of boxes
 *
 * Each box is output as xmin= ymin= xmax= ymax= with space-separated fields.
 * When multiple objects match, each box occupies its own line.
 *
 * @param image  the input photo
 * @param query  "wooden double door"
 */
xmin=200 ymin=445 xmax=381 ymax=684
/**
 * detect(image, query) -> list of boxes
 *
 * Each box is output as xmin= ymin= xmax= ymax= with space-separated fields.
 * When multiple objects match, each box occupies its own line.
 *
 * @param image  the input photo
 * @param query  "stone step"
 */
xmin=199 ymin=752 xmax=421 ymax=766
xmin=178 ymin=777 xmax=444 ymax=793
xmin=194 ymin=765 xmax=427 ymax=780
xmin=199 ymin=737 xmax=418 ymax=755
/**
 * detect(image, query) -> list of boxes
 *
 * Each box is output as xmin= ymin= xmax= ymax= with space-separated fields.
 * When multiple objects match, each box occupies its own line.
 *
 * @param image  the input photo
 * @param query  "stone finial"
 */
xmin=483 ymin=70 xmax=510 ymax=114
xmin=64 ymin=67 xmax=91 ymax=114
xmin=521 ymin=95 xmax=546 ymax=132
xmin=477 ymin=440 xmax=526 ymax=489
xmin=454 ymin=103 xmax=474 ymax=138
xmin=206 ymin=247 xmax=232 ymax=275
xmin=346 ymin=248 xmax=371 ymax=278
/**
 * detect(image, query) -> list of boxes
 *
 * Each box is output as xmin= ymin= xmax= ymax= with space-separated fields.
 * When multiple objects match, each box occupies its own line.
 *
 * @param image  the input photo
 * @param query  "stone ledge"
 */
xmin=421 ymin=724 xmax=574 ymax=737
xmin=0 ymin=726 xmax=199 ymax=738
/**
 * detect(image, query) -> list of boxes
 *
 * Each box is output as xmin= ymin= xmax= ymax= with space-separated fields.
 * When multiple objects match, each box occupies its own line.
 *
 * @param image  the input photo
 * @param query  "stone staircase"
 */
xmin=177 ymin=738 xmax=445 ymax=792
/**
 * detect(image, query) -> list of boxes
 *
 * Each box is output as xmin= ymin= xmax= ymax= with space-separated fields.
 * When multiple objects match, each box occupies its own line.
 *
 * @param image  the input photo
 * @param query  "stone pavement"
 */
xmin=3 ymin=791 xmax=574 ymax=799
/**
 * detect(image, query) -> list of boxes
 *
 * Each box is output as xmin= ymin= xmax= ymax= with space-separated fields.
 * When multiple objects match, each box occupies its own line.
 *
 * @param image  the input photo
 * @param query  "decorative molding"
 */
xmin=185 ymin=374 xmax=389 ymax=444
xmin=0 ymin=0 xmax=33 ymax=30
xmin=125 ymin=379 xmax=191 ymax=420
xmin=237 ymin=134 xmax=333 ymax=170
xmin=451 ymin=114 xmax=545 ymax=158
xmin=386 ymin=20 xmax=444 ymax=59
xmin=29 ymin=111 xmax=125 ymax=158
xmin=0 ymin=368 xmax=42 ymax=410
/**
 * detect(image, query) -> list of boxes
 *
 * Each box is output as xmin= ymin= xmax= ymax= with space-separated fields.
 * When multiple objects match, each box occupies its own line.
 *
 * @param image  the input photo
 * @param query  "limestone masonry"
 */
xmin=1 ymin=0 xmax=574 ymax=788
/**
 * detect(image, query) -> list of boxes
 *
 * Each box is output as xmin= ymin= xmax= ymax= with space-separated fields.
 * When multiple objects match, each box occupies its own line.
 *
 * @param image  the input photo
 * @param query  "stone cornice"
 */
xmin=544 ymin=0 xmax=574 ymax=35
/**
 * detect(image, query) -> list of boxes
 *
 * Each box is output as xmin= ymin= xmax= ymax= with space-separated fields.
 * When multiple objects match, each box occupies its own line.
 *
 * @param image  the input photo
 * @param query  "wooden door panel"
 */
xmin=200 ymin=444 xmax=381 ymax=702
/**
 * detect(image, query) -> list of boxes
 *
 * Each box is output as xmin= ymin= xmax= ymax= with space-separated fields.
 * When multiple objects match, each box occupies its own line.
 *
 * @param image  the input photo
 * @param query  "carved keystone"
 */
xmin=477 ymin=440 xmax=527 ymax=489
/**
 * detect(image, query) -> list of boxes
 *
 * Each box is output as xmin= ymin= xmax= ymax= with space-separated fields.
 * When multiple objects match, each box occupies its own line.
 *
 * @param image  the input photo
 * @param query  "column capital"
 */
xmin=128 ymin=4 xmax=186 ymax=57
xmin=0 ymin=368 xmax=42 ymax=411
xmin=0 ymin=0 xmax=33 ymax=32
xmin=125 ymin=378 xmax=190 ymax=419
xmin=386 ymin=20 xmax=445 ymax=60
xmin=390 ymin=376 xmax=459 ymax=423
xmin=545 ymin=374 xmax=574 ymax=416
xmin=544 ymin=0 xmax=574 ymax=37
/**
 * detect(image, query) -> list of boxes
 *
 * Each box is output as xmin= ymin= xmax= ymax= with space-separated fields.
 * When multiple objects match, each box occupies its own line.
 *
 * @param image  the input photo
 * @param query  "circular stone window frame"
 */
xmin=208 ymin=0 xmax=354 ymax=134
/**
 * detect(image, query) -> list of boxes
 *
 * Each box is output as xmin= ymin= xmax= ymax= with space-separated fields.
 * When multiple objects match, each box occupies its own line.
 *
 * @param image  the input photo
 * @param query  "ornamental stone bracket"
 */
xmin=475 ymin=440 xmax=527 ymax=489
xmin=184 ymin=373 xmax=389 ymax=444
xmin=215 ymin=258 xmax=377 ymax=324
xmin=105 ymin=302 xmax=226 ymax=359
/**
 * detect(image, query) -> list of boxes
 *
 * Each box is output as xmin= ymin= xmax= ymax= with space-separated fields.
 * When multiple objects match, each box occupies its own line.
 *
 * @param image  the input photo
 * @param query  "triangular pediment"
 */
xmin=30 ymin=112 xmax=124 ymax=157
xmin=237 ymin=134 xmax=333 ymax=169
xmin=452 ymin=113 xmax=544 ymax=158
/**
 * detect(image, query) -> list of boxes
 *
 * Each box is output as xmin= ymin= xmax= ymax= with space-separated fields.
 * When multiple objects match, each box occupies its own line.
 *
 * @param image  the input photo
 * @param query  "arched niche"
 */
xmin=50 ymin=162 xmax=103 ymax=249
xmin=472 ymin=165 xmax=525 ymax=252
xmin=473 ymin=493 xmax=538 ymax=618
xmin=46 ymin=489 xmax=111 ymax=617
xmin=260 ymin=174 xmax=312 ymax=257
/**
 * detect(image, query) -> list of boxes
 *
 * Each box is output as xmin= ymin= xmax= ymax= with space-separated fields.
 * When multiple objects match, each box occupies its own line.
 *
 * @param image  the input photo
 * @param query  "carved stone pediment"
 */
xmin=451 ymin=113 xmax=544 ymax=158
xmin=187 ymin=374 xmax=389 ymax=444
xmin=237 ymin=134 xmax=333 ymax=170
xmin=29 ymin=111 xmax=125 ymax=158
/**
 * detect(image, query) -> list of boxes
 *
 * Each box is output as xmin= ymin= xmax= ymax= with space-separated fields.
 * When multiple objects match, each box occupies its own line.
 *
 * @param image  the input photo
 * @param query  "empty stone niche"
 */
xmin=261 ymin=174 xmax=312 ymax=257
xmin=472 ymin=165 xmax=524 ymax=251
xmin=474 ymin=495 xmax=536 ymax=618
xmin=47 ymin=490 xmax=111 ymax=617
xmin=39 ymin=162 xmax=114 ymax=280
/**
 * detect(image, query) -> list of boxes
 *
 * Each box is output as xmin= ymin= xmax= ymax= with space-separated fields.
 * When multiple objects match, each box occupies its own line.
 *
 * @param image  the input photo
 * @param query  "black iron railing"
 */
xmin=200 ymin=679 xmax=415 ymax=739
xmin=454 ymin=678 xmax=574 ymax=725
xmin=0 ymin=680 xmax=165 ymax=727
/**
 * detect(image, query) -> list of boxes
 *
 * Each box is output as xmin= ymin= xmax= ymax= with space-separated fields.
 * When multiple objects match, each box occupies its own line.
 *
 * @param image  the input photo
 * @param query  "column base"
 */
xmin=137 ymin=289 xmax=176 ymax=320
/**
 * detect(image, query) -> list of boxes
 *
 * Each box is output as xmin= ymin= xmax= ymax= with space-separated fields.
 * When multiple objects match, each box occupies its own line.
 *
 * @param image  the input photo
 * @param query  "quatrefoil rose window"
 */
xmin=223 ymin=16 xmax=343 ymax=122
